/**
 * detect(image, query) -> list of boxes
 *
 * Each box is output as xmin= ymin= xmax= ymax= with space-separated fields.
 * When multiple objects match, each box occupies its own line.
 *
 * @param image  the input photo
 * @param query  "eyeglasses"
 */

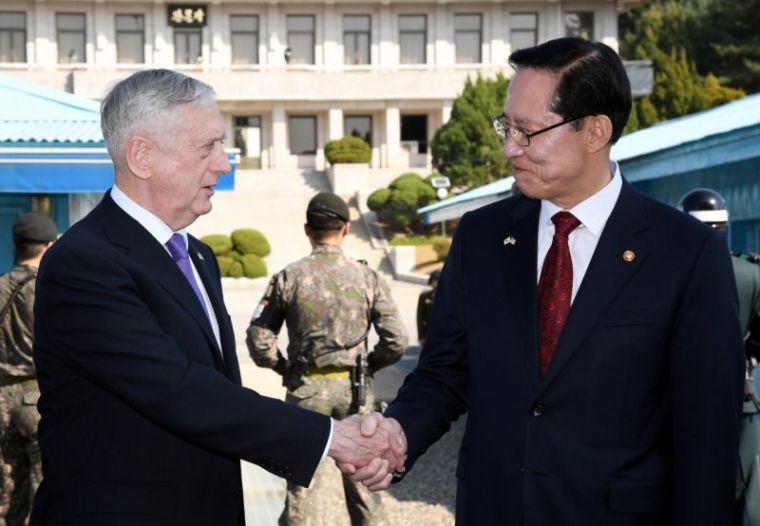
xmin=491 ymin=114 xmax=585 ymax=147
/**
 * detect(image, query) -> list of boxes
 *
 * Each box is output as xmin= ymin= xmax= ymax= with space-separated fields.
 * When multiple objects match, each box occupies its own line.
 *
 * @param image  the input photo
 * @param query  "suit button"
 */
xmin=532 ymin=404 xmax=544 ymax=416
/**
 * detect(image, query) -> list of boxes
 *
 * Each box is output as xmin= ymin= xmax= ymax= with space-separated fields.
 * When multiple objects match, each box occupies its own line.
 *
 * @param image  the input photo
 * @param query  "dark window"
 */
xmin=399 ymin=15 xmax=426 ymax=64
xmin=231 ymin=15 xmax=259 ymax=65
xmin=344 ymin=115 xmax=372 ymax=146
xmin=234 ymin=116 xmax=262 ymax=168
xmin=343 ymin=15 xmax=370 ymax=65
xmin=115 ymin=14 xmax=144 ymax=64
xmin=0 ymin=12 xmax=26 ymax=63
xmin=174 ymin=27 xmax=202 ymax=64
xmin=454 ymin=14 xmax=481 ymax=64
xmin=287 ymin=15 xmax=315 ymax=65
xmin=565 ymin=12 xmax=594 ymax=40
xmin=401 ymin=115 xmax=428 ymax=154
xmin=56 ymin=13 xmax=86 ymax=64
xmin=289 ymin=116 xmax=317 ymax=154
xmin=510 ymin=12 xmax=537 ymax=51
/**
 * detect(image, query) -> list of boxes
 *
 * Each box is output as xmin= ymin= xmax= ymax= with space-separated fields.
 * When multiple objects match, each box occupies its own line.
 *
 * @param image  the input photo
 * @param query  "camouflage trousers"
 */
xmin=279 ymin=376 xmax=383 ymax=526
xmin=0 ymin=380 xmax=41 ymax=526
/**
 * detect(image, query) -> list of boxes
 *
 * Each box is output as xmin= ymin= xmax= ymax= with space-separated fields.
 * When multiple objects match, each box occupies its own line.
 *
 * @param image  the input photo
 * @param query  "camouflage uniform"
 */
xmin=246 ymin=244 xmax=408 ymax=526
xmin=0 ymin=265 xmax=42 ymax=526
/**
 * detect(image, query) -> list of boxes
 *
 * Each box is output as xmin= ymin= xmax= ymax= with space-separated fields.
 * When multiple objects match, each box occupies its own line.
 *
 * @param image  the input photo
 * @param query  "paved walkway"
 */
xmin=188 ymin=169 xmax=441 ymax=525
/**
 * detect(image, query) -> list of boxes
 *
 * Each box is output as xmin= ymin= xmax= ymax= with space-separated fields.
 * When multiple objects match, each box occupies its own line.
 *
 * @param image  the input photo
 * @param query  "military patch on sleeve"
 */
xmin=253 ymin=299 xmax=268 ymax=319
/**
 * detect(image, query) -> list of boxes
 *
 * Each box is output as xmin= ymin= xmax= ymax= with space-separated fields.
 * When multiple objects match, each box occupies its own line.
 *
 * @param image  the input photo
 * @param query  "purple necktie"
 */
xmin=165 ymin=233 xmax=210 ymax=322
xmin=537 ymin=212 xmax=581 ymax=375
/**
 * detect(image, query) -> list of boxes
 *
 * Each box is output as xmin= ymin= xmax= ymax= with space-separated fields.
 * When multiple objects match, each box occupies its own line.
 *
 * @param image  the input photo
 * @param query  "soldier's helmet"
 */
xmin=679 ymin=188 xmax=729 ymax=229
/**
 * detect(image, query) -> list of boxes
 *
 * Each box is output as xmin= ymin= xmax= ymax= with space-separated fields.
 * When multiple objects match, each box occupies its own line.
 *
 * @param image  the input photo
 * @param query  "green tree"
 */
xmin=620 ymin=1 xmax=745 ymax=132
xmin=367 ymin=172 xmax=435 ymax=234
xmin=431 ymin=74 xmax=511 ymax=188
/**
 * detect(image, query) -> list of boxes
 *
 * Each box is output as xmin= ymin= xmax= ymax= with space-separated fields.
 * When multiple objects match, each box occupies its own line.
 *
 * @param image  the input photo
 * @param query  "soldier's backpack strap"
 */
xmin=0 ymin=272 xmax=35 ymax=325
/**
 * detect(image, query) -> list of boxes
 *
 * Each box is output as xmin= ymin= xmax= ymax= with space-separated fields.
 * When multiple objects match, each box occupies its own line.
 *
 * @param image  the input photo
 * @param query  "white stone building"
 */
xmin=0 ymin=1 xmax=637 ymax=180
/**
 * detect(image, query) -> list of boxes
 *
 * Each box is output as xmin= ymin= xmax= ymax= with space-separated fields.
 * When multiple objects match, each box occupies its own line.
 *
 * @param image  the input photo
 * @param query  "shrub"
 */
xmin=367 ymin=188 xmax=391 ymax=211
xmin=240 ymin=254 xmax=267 ymax=278
xmin=367 ymin=172 xmax=436 ymax=233
xmin=433 ymin=237 xmax=452 ymax=262
xmin=227 ymin=260 xmax=244 ymax=278
xmin=231 ymin=228 xmax=271 ymax=257
xmin=217 ymin=256 xmax=234 ymax=276
xmin=325 ymin=136 xmax=371 ymax=164
xmin=201 ymin=234 xmax=233 ymax=256
xmin=228 ymin=250 xmax=243 ymax=262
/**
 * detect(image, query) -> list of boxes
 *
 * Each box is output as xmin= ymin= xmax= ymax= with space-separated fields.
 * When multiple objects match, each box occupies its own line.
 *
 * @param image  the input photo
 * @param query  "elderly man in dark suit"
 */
xmin=30 ymin=69 xmax=402 ymax=526
xmin=350 ymin=38 xmax=745 ymax=526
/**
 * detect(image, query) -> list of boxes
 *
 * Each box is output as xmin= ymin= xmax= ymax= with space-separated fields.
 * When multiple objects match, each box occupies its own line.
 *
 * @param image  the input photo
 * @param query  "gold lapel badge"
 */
xmin=623 ymin=250 xmax=635 ymax=262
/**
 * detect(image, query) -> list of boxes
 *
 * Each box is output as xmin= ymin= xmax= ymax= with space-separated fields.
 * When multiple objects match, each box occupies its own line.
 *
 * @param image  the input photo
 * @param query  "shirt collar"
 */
xmin=110 ymin=184 xmax=188 ymax=248
xmin=539 ymin=160 xmax=623 ymax=237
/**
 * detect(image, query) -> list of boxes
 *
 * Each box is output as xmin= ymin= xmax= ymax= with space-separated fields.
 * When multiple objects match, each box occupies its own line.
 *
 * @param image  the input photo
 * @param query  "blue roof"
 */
xmin=0 ymin=74 xmax=103 ymax=144
xmin=612 ymin=93 xmax=760 ymax=162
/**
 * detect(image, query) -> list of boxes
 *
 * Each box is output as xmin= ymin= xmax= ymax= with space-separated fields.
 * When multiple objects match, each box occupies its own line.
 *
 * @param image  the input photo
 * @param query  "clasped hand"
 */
xmin=327 ymin=412 xmax=407 ymax=491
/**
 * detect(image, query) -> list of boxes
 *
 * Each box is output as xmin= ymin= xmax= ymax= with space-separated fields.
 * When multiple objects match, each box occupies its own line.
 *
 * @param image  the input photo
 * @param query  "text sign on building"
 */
xmin=430 ymin=176 xmax=451 ymax=189
xmin=167 ymin=5 xmax=207 ymax=27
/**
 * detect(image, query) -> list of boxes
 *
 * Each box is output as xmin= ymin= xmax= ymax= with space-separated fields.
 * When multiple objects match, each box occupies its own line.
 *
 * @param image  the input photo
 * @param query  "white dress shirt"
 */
xmin=110 ymin=184 xmax=221 ymax=348
xmin=536 ymin=161 xmax=623 ymax=303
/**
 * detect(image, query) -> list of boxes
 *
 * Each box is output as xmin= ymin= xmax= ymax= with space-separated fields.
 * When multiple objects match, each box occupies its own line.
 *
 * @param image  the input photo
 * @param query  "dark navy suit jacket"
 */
xmin=386 ymin=181 xmax=744 ymax=526
xmin=31 ymin=194 xmax=330 ymax=525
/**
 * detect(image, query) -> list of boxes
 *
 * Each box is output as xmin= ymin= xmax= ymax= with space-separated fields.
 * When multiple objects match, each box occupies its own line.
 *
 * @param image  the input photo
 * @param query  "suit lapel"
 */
xmin=499 ymin=197 xmax=542 ymax=391
xmin=189 ymin=241 xmax=241 ymax=384
xmin=540 ymin=181 xmax=651 ymax=389
xmin=98 ymin=194 xmax=226 ymax=370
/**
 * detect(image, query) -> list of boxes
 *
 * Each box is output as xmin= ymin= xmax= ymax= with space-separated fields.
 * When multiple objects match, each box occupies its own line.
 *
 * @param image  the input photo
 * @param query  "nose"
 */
xmin=502 ymin=135 xmax=523 ymax=159
xmin=212 ymin=142 xmax=231 ymax=174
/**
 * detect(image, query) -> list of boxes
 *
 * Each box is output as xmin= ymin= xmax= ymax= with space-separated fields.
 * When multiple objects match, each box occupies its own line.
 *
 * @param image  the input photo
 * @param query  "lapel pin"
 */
xmin=503 ymin=236 xmax=516 ymax=246
xmin=623 ymin=250 xmax=635 ymax=262
xmin=197 ymin=252 xmax=205 ymax=261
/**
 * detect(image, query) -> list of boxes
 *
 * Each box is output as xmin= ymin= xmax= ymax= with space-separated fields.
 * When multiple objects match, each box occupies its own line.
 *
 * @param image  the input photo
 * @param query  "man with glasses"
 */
xmin=351 ymin=37 xmax=744 ymax=525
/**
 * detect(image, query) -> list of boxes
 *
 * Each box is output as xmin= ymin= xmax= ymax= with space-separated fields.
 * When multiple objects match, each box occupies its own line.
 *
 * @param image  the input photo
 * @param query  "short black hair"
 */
xmin=509 ymin=37 xmax=632 ymax=144
xmin=14 ymin=240 xmax=46 ymax=262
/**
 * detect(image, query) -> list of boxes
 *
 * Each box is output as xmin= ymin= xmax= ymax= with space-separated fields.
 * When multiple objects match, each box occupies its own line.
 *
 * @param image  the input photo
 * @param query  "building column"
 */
xmin=272 ymin=104 xmax=288 ymax=169
xmin=328 ymin=107 xmax=344 ymax=141
xmin=442 ymin=104 xmax=452 ymax=126
xmin=384 ymin=105 xmax=401 ymax=168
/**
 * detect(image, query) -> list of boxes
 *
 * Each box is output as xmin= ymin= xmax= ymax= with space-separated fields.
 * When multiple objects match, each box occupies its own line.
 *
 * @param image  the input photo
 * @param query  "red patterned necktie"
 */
xmin=538 ymin=211 xmax=581 ymax=375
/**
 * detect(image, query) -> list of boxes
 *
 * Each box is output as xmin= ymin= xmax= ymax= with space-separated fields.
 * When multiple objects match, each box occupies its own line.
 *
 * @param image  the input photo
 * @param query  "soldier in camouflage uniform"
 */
xmin=0 ymin=213 xmax=57 ymax=526
xmin=246 ymin=192 xmax=408 ymax=526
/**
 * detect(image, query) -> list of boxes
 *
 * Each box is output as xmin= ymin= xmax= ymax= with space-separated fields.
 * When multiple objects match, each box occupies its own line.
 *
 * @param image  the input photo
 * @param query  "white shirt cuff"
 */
xmin=320 ymin=417 xmax=334 ymax=463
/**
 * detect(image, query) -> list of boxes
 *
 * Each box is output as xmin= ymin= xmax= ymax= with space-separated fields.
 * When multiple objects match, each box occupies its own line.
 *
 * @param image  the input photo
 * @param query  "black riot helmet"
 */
xmin=679 ymin=188 xmax=729 ymax=230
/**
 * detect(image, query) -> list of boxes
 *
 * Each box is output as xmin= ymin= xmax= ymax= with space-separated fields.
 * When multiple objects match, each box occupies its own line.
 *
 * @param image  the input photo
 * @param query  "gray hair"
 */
xmin=100 ymin=69 xmax=216 ymax=167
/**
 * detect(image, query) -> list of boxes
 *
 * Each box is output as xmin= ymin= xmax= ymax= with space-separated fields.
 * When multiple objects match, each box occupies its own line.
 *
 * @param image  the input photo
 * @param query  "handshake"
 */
xmin=327 ymin=412 xmax=407 ymax=491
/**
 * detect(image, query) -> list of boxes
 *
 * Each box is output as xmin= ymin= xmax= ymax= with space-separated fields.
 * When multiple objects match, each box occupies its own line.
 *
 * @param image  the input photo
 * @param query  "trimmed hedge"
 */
xmin=325 ymin=136 xmax=371 ymax=164
xmin=200 ymin=234 xmax=233 ymax=256
xmin=231 ymin=228 xmax=271 ymax=257
xmin=203 ymin=229 xmax=271 ymax=278
xmin=433 ymin=237 xmax=452 ymax=262
xmin=366 ymin=172 xmax=436 ymax=233
xmin=240 ymin=254 xmax=267 ymax=278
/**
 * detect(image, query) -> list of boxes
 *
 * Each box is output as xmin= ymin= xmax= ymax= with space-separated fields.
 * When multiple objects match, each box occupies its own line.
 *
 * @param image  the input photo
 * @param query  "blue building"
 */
xmin=612 ymin=94 xmax=760 ymax=253
xmin=0 ymin=74 xmax=237 ymax=272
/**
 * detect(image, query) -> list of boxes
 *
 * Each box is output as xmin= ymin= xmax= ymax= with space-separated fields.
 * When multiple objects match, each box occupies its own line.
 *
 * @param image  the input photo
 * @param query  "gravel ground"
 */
xmin=304 ymin=416 xmax=465 ymax=526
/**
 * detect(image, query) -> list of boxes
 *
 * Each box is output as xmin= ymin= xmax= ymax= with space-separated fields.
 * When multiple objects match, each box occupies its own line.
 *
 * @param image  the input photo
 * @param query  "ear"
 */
xmin=585 ymin=115 xmax=613 ymax=154
xmin=342 ymin=222 xmax=350 ymax=236
xmin=304 ymin=223 xmax=311 ymax=237
xmin=125 ymin=135 xmax=154 ymax=180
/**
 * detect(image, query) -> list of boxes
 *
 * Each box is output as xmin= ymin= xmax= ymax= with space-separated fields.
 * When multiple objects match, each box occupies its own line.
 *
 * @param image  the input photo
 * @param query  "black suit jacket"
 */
xmin=31 ymin=193 xmax=330 ymax=526
xmin=386 ymin=181 xmax=744 ymax=526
